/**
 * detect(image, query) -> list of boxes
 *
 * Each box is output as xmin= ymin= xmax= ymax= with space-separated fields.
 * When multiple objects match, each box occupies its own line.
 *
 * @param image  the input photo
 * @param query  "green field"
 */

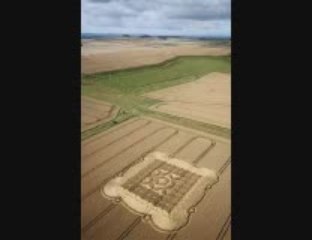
xmin=82 ymin=55 xmax=231 ymax=140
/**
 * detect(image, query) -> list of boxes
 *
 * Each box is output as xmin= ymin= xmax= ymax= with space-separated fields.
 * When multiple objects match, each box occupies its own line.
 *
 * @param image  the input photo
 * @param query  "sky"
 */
xmin=81 ymin=0 xmax=231 ymax=37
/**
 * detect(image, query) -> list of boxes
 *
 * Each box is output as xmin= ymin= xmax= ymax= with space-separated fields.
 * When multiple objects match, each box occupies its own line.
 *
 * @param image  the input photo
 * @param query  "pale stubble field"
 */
xmin=81 ymin=38 xmax=231 ymax=240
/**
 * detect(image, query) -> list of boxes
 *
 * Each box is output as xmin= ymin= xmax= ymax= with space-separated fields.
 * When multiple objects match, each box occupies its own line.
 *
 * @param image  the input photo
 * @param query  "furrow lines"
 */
xmin=82 ymin=118 xmax=144 ymax=146
xmin=82 ymin=129 xmax=179 ymax=200
xmin=82 ymin=126 xmax=172 ymax=178
xmin=83 ymin=121 xmax=152 ymax=160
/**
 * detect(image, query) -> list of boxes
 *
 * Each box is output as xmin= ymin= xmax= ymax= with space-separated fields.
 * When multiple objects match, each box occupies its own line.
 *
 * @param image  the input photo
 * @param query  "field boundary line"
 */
xmin=192 ymin=140 xmax=216 ymax=165
xmin=168 ymin=136 xmax=199 ymax=157
xmin=216 ymin=214 xmax=231 ymax=240
xmin=82 ymin=102 xmax=113 ymax=115
xmin=115 ymin=217 xmax=142 ymax=240
xmin=82 ymin=110 xmax=113 ymax=128
xmin=166 ymin=232 xmax=177 ymax=240
xmin=218 ymin=157 xmax=231 ymax=176
xmin=117 ymin=134 xmax=216 ymax=239
xmin=83 ymin=121 xmax=152 ymax=160
xmin=82 ymin=110 xmax=109 ymax=119
xmin=82 ymin=130 xmax=180 ymax=231
xmin=82 ymin=105 xmax=120 ymax=132
xmin=83 ymin=131 xmax=230 ymax=238
xmin=142 ymin=116 xmax=230 ymax=143
xmin=83 ymin=55 xmax=230 ymax=75
xmin=166 ymin=158 xmax=231 ymax=239
xmin=82 ymin=129 xmax=179 ymax=200
xmin=82 ymin=96 xmax=114 ymax=107
xmin=82 ymin=126 xmax=175 ymax=177
xmin=82 ymin=118 xmax=143 ymax=145
xmin=82 ymin=204 xmax=117 ymax=234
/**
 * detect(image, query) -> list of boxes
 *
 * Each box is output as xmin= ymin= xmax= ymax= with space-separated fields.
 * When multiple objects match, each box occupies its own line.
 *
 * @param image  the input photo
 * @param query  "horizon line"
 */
xmin=81 ymin=32 xmax=231 ymax=38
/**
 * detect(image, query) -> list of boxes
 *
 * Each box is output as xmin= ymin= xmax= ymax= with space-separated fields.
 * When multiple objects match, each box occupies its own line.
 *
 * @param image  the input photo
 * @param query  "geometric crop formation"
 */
xmin=102 ymin=151 xmax=218 ymax=232
xmin=81 ymin=117 xmax=231 ymax=240
xmin=81 ymin=38 xmax=231 ymax=240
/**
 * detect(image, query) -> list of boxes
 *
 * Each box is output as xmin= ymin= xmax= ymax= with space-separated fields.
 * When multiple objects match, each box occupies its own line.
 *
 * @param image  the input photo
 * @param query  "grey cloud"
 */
xmin=88 ymin=0 xmax=112 ymax=2
xmin=87 ymin=0 xmax=230 ymax=20
xmin=82 ymin=0 xmax=231 ymax=36
xmin=168 ymin=7 xmax=230 ymax=21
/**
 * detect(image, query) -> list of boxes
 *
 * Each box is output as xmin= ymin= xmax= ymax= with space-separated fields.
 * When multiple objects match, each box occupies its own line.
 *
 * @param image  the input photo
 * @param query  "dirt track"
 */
xmin=81 ymin=117 xmax=231 ymax=240
xmin=145 ymin=72 xmax=231 ymax=128
xmin=81 ymin=39 xmax=230 ymax=73
xmin=81 ymin=97 xmax=119 ymax=132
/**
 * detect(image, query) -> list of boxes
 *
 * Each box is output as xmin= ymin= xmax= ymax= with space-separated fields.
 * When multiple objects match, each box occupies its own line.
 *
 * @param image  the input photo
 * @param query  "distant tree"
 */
xmin=140 ymin=34 xmax=151 ymax=38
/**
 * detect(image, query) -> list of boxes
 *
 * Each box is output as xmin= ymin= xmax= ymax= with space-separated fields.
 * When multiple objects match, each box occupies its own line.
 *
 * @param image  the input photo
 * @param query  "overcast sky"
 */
xmin=82 ymin=0 xmax=231 ymax=37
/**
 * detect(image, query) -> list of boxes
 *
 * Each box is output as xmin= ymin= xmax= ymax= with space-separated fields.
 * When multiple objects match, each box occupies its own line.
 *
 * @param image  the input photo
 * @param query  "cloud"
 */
xmin=82 ymin=0 xmax=231 ymax=36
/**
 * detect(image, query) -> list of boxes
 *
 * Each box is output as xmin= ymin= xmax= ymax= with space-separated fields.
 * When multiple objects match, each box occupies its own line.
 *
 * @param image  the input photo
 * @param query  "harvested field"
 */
xmin=81 ymin=117 xmax=231 ymax=240
xmin=222 ymin=224 xmax=231 ymax=240
xmin=82 ymin=55 xmax=231 ymax=138
xmin=81 ymin=38 xmax=232 ymax=239
xmin=82 ymin=56 xmax=230 ymax=94
xmin=145 ymin=72 xmax=231 ymax=128
xmin=81 ymin=39 xmax=230 ymax=73
xmin=81 ymin=97 xmax=119 ymax=132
